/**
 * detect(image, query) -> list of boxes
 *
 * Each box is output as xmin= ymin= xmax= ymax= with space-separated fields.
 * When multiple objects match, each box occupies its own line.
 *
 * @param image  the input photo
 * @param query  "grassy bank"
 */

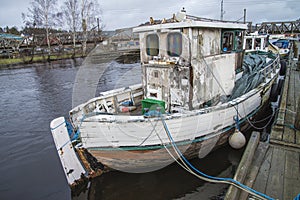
xmin=0 ymin=53 xmax=86 ymax=68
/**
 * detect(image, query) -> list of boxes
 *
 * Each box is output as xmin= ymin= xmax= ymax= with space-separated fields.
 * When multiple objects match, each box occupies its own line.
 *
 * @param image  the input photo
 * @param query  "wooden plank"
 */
xmin=296 ymin=129 xmax=300 ymax=145
xmin=284 ymin=150 xmax=300 ymax=200
xmin=287 ymin=67 xmax=295 ymax=119
xmin=283 ymin=68 xmax=296 ymax=143
xmin=225 ymin=132 xmax=260 ymax=200
xmin=274 ymin=67 xmax=290 ymax=127
xmin=269 ymin=139 xmax=300 ymax=149
xmin=270 ymin=126 xmax=283 ymax=141
xmin=282 ymin=126 xmax=296 ymax=144
xmin=265 ymin=147 xmax=285 ymax=200
xmin=253 ymin=146 xmax=273 ymax=194
xmin=239 ymin=142 xmax=269 ymax=200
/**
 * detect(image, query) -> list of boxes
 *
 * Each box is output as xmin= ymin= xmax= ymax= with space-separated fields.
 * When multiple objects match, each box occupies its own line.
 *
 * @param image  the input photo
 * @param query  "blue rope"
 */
xmin=161 ymin=117 xmax=274 ymax=200
xmin=50 ymin=120 xmax=66 ymax=131
xmin=53 ymin=116 xmax=85 ymax=151
xmin=68 ymin=114 xmax=86 ymax=141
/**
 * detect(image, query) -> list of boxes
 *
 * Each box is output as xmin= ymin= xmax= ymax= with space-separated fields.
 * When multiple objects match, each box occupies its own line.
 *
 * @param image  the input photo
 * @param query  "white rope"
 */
xmin=241 ymin=102 xmax=275 ymax=130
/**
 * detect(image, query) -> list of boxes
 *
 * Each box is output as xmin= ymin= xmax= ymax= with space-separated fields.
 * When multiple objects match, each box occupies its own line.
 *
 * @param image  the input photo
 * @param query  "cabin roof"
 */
xmin=133 ymin=19 xmax=248 ymax=33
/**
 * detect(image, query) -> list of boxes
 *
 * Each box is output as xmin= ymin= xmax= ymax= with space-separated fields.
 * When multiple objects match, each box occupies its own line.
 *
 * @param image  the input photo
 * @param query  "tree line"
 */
xmin=7 ymin=0 xmax=103 ymax=60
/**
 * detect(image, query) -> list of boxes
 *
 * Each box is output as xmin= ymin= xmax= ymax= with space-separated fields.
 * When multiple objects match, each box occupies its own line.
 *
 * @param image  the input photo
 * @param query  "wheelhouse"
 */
xmin=134 ymin=14 xmax=247 ymax=113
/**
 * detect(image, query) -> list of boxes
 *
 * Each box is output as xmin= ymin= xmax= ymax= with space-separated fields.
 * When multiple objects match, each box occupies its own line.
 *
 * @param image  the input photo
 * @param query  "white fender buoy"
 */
xmin=229 ymin=129 xmax=246 ymax=149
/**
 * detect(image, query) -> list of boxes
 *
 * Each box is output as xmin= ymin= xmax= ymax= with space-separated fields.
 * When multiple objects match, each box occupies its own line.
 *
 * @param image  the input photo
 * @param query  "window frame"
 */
xmin=221 ymin=30 xmax=244 ymax=53
xmin=167 ymin=32 xmax=182 ymax=57
xmin=146 ymin=34 xmax=159 ymax=56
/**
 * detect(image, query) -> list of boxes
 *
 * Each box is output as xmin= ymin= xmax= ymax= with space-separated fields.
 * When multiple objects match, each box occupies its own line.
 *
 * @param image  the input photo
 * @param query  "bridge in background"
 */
xmin=253 ymin=20 xmax=300 ymax=34
xmin=0 ymin=31 xmax=103 ymax=58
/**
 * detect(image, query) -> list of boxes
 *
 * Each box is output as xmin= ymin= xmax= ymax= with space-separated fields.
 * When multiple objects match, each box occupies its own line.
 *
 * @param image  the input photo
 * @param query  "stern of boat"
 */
xmin=50 ymin=117 xmax=88 ymax=188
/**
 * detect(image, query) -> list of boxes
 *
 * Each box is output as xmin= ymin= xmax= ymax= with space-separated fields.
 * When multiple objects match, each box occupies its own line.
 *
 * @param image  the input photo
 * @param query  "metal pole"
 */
xmin=243 ymin=9 xmax=246 ymax=23
xmin=221 ymin=0 xmax=224 ymax=21
xmin=97 ymin=18 xmax=100 ymax=33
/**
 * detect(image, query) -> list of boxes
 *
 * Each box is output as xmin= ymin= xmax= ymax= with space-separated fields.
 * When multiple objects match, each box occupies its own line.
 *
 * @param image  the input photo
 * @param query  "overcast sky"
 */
xmin=0 ymin=0 xmax=299 ymax=31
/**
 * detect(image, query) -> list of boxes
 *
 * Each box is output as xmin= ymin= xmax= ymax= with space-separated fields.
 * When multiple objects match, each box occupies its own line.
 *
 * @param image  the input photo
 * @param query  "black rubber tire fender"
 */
xmin=279 ymin=60 xmax=287 ymax=76
xmin=277 ymin=79 xmax=284 ymax=96
xmin=270 ymin=82 xmax=279 ymax=102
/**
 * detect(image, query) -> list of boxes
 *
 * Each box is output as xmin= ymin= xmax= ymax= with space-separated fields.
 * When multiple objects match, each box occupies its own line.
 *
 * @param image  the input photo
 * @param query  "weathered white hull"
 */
xmin=78 ymin=80 xmax=272 ymax=172
xmin=50 ymin=55 xmax=281 ymax=188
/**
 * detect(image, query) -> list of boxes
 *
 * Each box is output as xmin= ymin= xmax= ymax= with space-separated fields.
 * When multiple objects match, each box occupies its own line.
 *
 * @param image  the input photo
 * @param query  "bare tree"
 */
xmin=22 ymin=0 xmax=58 ymax=60
xmin=62 ymin=0 xmax=80 ymax=57
xmin=80 ymin=0 xmax=102 ymax=55
xmin=62 ymin=0 xmax=102 ymax=56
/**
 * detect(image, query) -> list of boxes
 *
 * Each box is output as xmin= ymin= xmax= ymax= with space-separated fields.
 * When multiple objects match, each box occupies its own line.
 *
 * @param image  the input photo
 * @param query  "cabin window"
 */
xmin=254 ymin=38 xmax=261 ymax=49
xmin=235 ymin=31 xmax=243 ymax=51
xmin=146 ymin=34 xmax=159 ymax=56
xmin=167 ymin=33 xmax=182 ymax=57
xmin=222 ymin=31 xmax=234 ymax=52
xmin=222 ymin=30 xmax=243 ymax=53
xmin=150 ymin=92 xmax=158 ymax=98
xmin=245 ymin=38 xmax=252 ymax=50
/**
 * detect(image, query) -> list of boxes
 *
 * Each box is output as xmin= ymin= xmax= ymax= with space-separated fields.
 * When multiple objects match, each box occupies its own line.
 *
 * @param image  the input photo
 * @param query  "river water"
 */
xmin=0 ymin=58 xmax=246 ymax=200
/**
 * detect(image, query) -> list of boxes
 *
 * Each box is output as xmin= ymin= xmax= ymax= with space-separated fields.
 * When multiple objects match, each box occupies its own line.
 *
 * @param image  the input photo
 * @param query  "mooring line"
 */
xmin=160 ymin=115 xmax=274 ymax=200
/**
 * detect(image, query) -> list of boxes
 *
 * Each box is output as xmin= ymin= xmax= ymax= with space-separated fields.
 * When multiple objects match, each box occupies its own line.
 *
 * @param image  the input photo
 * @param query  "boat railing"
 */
xmin=259 ymin=54 xmax=280 ymax=83
xmin=186 ymin=14 xmax=246 ymax=24
xmin=69 ymin=84 xmax=144 ymax=127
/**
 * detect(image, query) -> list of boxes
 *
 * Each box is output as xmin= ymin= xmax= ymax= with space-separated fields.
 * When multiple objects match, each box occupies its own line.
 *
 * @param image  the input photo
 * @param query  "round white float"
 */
xmin=229 ymin=129 xmax=246 ymax=149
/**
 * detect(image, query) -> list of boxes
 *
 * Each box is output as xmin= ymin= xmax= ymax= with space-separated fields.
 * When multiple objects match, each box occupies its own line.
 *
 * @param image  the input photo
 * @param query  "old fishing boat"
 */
xmin=50 ymin=10 xmax=284 ymax=188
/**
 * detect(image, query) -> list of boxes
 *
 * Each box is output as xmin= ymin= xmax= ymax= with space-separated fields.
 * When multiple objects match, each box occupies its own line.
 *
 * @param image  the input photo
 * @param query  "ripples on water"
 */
xmin=0 ymin=60 xmax=81 ymax=200
xmin=0 ymin=59 xmax=243 ymax=200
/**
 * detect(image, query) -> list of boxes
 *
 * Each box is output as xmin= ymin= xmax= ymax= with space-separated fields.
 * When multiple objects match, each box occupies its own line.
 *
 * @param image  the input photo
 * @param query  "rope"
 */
xmin=197 ymin=52 xmax=280 ymax=132
xmin=197 ymin=55 xmax=229 ymax=97
xmin=54 ymin=115 xmax=86 ymax=152
xmin=248 ymin=111 xmax=274 ymax=124
xmin=70 ymin=114 xmax=86 ymax=142
xmin=138 ymin=119 xmax=159 ymax=146
xmin=160 ymin=116 xmax=274 ymax=200
xmin=275 ymin=123 xmax=300 ymax=131
xmin=278 ymin=108 xmax=297 ymax=115
xmin=242 ymin=102 xmax=276 ymax=130
xmin=50 ymin=120 xmax=66 ymax=131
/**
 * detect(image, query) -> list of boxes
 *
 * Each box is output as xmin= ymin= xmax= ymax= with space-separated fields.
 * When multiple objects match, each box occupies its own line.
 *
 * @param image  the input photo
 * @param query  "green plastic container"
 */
xmin=142 ymin=98 xmax=165 ymax=114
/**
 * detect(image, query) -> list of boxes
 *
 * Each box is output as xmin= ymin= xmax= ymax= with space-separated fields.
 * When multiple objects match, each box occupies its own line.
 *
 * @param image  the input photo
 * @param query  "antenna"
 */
xmin=220 ymin=0 xmax=225 ymax=20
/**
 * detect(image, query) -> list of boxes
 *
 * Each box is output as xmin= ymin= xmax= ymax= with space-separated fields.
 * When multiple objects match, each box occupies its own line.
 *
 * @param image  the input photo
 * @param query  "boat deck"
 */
xmin=225 ymin=53 xmax=300 ymax=200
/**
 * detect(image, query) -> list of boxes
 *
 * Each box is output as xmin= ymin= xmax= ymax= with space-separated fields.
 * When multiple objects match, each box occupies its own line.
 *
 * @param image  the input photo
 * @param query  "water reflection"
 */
xmin=0 ymin=59 xmax=82 ymax=200
xmin=73 ymin=145 xmax=244 ymax=200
